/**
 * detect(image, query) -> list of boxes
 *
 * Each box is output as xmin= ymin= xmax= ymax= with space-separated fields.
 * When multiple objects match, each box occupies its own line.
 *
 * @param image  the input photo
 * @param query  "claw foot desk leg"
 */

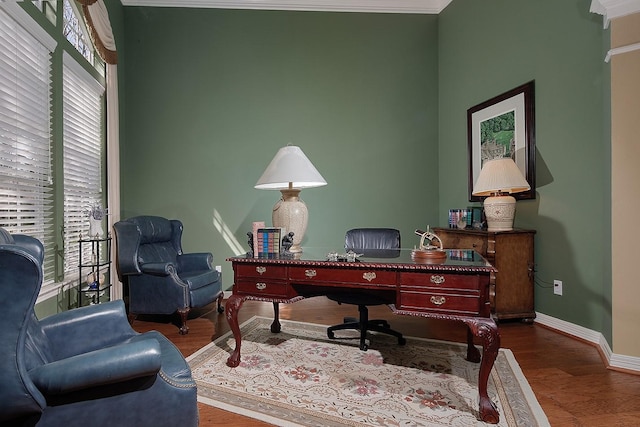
xmin=463 ymin=318 xmax=501 ymax=424
xmin=225 ymin=294 xmax=246 ymax=367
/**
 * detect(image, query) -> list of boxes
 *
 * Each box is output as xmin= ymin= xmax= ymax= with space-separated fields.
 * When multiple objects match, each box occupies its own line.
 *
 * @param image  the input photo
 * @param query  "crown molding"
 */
xmin=590 ymin=0 xmax=640 ymax=27
xmin=119 ymin=0 xmax=453 ymax=14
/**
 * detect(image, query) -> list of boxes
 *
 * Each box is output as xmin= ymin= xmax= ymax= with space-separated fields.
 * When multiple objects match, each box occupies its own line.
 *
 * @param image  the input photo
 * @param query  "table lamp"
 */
xmin=472 ymin=157 xmax=530 ymax=231
xmin=255 ymin=145 xmax=327 ymax=253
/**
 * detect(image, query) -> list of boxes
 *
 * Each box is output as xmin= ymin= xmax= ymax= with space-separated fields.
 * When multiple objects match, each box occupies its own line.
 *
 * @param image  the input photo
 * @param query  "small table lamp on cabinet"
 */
xmin=255 ymin=145 xmax=327 ymax=253
xmin=472 ymin=158 xmax=530 ymax=232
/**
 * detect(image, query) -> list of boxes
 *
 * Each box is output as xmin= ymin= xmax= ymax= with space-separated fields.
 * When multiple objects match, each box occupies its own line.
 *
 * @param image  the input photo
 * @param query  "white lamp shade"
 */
xmin=255 ymin=145 xmax=327 ymax=190
xmin=472 ymin=158 xmax=530 ymax=196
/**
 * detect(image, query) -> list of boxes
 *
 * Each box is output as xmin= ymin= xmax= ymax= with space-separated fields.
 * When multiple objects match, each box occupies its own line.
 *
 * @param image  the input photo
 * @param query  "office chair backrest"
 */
xmin=344 ymin=228 xmax=401 ymax=251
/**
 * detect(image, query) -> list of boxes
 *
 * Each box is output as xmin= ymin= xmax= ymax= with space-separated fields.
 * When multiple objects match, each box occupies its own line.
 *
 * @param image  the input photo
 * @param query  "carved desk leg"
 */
xmin=225 ymin=294 xmax=246 ymax=367
xmin=465 ymin=326 xmax=481 ymax=363
xmin=463 ymin=318 xmax=501 ymax=424
xmin=271 ymin=302 xmax=281 ymax=333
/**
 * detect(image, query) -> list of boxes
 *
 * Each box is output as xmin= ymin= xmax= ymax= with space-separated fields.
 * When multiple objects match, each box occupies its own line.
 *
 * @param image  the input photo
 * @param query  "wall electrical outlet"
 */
xmin=553 ymin=280 xmax=563 ymax=296
xmin=215 ymin=265 xmax=222 ymax=273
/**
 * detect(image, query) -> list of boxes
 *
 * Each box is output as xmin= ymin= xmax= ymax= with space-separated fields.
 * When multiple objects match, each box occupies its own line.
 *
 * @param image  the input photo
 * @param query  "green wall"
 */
xmin=119 ymin=1 xmax=611 ymax=340
xmin=438 ymin=0 xmax=610 ymax=338
xmin=121 ymin=8 xmax=440 ymax=283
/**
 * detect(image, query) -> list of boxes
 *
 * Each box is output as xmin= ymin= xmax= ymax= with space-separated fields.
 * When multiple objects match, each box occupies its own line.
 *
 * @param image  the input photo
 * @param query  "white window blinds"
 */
xmin=0 ymin=6 xmax=55 ymax=281
xmin=62 ymin=52 xmax=105 ymax=277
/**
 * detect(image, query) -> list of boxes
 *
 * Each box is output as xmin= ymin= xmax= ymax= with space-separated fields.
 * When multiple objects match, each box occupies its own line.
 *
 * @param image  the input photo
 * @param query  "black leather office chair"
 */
xmin=326 ymin=228 xmax=406 ymax=351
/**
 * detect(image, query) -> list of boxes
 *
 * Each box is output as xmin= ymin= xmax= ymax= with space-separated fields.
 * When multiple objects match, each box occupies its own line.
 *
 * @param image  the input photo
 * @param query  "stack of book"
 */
xmin=448 ymin=208 xmax=473 ymax=228
xmin=255 ymin=227 xmax=282 ymax=258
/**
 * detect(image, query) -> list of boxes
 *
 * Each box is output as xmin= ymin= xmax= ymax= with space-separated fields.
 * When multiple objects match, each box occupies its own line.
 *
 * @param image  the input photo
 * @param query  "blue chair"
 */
xmin=0 ymin=227 xmax=198 ymax=426
xmin=113 ymin=215 xmax=224 ymax=334
xmin=327 ymin=228 xmax=406 ymax=351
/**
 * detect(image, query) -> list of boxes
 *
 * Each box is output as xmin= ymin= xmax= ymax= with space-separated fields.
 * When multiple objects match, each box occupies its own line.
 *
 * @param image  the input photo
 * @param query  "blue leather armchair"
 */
xmin=327 ymin=228 xmax=406 ymax=351
xmin=113 ymin=215 xmax=224 ymax=334
xmin=0 ymin=228 xmax=198 ymax=427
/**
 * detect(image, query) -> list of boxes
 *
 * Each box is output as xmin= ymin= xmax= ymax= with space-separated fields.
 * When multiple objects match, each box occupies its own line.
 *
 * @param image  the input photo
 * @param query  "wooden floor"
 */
xmin=133 ymin=297 xmax=640 ymax=426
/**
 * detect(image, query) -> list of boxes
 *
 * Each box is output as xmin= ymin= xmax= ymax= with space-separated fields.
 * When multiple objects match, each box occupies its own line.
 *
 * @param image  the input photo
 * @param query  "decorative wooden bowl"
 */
xmin=411 ymin=248 xmax=447 ymax=263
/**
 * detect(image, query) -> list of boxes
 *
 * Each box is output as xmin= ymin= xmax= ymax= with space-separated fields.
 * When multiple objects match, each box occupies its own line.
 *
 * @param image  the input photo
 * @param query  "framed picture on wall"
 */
xmin=467 ymin=81 xmax=536 ymax=202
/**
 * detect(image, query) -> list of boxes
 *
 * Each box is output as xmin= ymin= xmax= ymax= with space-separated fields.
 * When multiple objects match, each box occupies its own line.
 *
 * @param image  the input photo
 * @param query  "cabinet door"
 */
xmin=493 ymin=233 xmax=535 ymax=320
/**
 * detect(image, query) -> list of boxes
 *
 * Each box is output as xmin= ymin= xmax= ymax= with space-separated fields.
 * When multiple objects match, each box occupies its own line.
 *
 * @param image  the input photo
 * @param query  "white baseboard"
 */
xmin=535 ymin=312 xmax=640 ymax=373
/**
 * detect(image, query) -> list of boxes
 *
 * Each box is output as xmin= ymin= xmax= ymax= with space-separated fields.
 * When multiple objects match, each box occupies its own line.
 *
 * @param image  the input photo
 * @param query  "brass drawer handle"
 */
xmin=256 ymin=266 xmax=266 ymax=275
xmin=430 ymin=275 xmax=445 ymax=285
xmin=256 ymin=282 xmax=267 ymax=290
xmin=363 ymin=272 xmax=376 ymax=282
xmin=430 ymin=296 xmax=446 ymax=306
xmin=305 ymin=269 xmax=317 ymax=278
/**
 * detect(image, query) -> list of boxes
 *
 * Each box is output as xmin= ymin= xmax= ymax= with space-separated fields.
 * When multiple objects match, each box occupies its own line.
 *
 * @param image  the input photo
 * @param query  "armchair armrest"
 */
xmin=177 ymin=252 xmax=213 ymax=272
xmin=140 ymin=262 xmax=176 ymax=276
xmin=40 ymin=300 xmax=137 ymax=358
xmin=29 ymin=339 xmax=161 ymax=395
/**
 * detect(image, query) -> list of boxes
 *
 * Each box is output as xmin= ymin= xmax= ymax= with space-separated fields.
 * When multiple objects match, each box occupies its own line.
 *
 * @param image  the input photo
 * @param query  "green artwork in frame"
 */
xmin=480 ymin=110 xmax=515 ymax=162
xmin=467 ymin=81 xmax=536 ymax=202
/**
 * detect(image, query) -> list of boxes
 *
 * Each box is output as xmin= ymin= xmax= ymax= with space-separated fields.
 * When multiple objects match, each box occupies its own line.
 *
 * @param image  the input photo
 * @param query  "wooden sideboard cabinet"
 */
xmin=433 ymin=227 xmax=536 ymax=322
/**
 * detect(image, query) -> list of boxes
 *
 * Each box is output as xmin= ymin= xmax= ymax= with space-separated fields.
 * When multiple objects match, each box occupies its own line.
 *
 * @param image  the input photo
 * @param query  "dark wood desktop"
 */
xmin=225 ymin=248 xmax=501 ymax=423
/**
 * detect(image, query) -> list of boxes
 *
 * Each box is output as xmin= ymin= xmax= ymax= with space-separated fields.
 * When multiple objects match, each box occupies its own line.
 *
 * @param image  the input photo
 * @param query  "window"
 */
xmin=62 ymin=52 xmax=105 ymax=277
xmin=62 ymin=0 xmax=93 ymax=65
xmin=0 ymin=6 xmax=56 ymax=281
xmin=0 ymin=2 xmax=106 ymax=297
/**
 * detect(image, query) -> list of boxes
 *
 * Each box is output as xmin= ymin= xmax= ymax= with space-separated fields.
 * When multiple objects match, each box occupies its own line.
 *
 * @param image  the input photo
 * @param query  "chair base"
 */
xmin=129 ymin=292 xmax=225 ymax=335
xmin=327 ymin=304 xmax=406 ymax=351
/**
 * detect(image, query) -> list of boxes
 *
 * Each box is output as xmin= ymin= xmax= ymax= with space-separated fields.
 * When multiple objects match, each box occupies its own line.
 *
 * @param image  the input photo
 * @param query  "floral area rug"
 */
xmin=187 ymin=316 xmax=549 ymax=426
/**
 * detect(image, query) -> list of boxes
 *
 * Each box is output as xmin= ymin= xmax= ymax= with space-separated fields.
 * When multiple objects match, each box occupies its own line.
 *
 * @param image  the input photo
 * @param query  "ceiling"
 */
xmin=119 ymin=0 xmax=454 ymax=14
xmin=119 ymin=0 xmax=640 ymax=24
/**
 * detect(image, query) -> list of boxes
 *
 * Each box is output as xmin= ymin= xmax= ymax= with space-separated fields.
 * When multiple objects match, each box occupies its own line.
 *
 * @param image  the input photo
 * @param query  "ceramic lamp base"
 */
xmin=272 ymin=188 xmax=308 ymax=253
xmin=483 ymin=194 xmax=516 ymax=232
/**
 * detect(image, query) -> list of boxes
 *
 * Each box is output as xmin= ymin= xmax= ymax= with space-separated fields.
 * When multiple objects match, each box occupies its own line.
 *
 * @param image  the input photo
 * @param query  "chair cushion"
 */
xmin=138 ymin=241 xmax=178 ymax=265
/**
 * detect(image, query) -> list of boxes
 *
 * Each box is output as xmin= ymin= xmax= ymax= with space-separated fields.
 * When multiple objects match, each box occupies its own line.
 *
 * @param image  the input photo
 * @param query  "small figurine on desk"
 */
xmin=246 ymin=232 xmax=254 ymax=257
xmin=280 ymin=232 xmax=294 ymax=257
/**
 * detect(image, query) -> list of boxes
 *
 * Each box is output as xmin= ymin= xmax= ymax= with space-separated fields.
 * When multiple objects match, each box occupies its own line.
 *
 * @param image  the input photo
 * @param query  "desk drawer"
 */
xmin=235 ymin=279 xmax=290 ymax=298
xmin=438 ymin=232 xmax=487 ymax=257
xmin=399 ymin=290 xmax=480 ymax=315
xmin=235 ymin=264 xmax=287 ymax=280
xmin=400 ymin=272 xmax=480 ymax=291
xmin=289 ymin=266 xmax=396 ymax=286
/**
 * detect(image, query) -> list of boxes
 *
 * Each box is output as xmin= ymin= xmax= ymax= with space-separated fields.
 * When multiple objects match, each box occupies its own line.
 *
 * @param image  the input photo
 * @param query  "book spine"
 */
xmin=257 ymin=227 xmax=281 ymax=257
xmin=252 ymin=221 xmax=265 ymax=257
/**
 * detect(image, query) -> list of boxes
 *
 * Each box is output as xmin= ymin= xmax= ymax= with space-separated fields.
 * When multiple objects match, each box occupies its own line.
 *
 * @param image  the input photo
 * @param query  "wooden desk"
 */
xmin=226 ymin=248 xmax=501 ymax=423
